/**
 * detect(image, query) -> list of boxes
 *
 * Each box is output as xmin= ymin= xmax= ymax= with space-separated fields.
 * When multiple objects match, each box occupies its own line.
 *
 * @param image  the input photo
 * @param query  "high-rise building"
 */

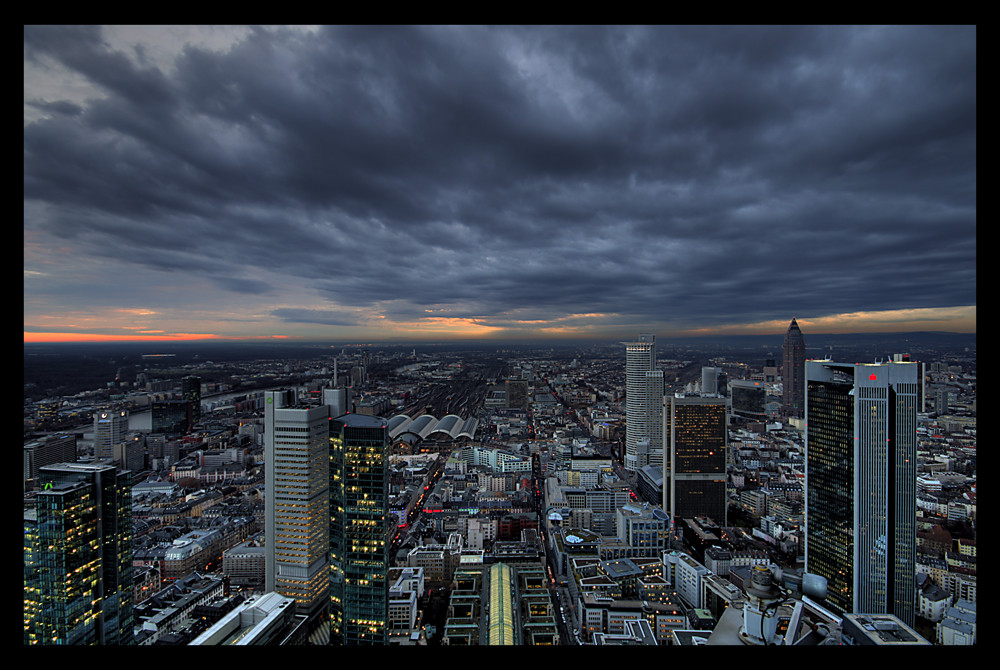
xmin=763 ymin=359 xmax=778 ymax=383
xmin=701 ymin=366 xmax=720 ymax=396
xmin=323 ymin=387 xmax=352 ymax=417
xmin=934 ymin=388 xmax=949 ymax=415
xmin=329 ymin=413 xmax=390 ymax=645
xmin=150 ymin=400 xmax=192 ymax=435
xmin=24 ymin=462 xmax=133 ymax=645
xmin=181 ymin=375 xmax=201 ymax=425
xmin=782 ymin=318 xmax=807 ymax=418
xmin=93 ymin=409 xmax=128 ymax=461
xmin=640 ymin=369 xmax=665 ymax=469
xmin=893 ymin=354 xmax=926 ymax=413
xmin=663 ymin=396 xmax=727 ymax=525
xmin=730 ymin=381 xmax=767 ymax=421
xmin=264 ymin=390 xmax=330 ymax=621
xmin=24 ymin=434 xmax=77 ymax=485
xmin=624 ymin=334 xmax=658 ymax=473
xmin=804 ymin=360 xmax=919 ymax=625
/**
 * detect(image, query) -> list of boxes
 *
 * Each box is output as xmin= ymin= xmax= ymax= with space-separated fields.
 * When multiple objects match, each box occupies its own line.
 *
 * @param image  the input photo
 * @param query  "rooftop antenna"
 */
xmin=739 ymin=565 xmax=786 ymax=645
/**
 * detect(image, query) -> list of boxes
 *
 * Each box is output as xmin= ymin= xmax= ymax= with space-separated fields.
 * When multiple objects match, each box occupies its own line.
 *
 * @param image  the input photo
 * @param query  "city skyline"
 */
xmin=25 ymin=26 xmax=976 ymax=343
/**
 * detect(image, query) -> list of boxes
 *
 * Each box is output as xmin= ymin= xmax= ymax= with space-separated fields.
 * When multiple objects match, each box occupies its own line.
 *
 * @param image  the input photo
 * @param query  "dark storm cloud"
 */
xmin=25 ymin=99 xmax=84 ymax=117
xmin=23 ymin=25 xmax=976 ymax=333
xmin=271 ymin=308 xmax=361 ymax=327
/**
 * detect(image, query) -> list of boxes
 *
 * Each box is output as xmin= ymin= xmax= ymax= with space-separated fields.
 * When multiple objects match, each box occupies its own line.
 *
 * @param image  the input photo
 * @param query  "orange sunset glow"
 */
xmin=24 ymin=332 xmax=223 ymax=343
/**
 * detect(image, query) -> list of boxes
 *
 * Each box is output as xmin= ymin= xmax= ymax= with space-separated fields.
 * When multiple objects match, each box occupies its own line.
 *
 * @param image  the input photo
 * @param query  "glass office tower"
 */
xmin=329 ymin=413 xmax=390 ymax=645
xmin=805 ymin=360 xmax=919 ymax=625
xmin=181 ymin=375 xmax=201 ymax=424
xmin=25 ymin=463 xmax=133 ymax=645
xmin=624 ymin=334 xmax=658 ymax=472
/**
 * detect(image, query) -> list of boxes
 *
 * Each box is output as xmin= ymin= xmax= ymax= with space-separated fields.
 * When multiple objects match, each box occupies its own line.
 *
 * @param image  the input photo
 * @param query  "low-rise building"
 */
xmin=223 ymin=535 xmax=266 ymax=587
xmin=133 ymin=573 xmax=225 ymax=645
xmin=841 ymin=613 xmax=931 ymax=645
xmin=936 ymin=599 xmax=976 ymax=645
xmin=916 ymin=574 xmax=952 ymax=623
xmin=188 ymin=592 xmax=308 ymax=646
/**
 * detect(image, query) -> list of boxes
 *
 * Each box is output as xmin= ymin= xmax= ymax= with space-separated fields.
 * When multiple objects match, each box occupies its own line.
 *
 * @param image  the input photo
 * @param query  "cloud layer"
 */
xmin=24 ymin=25 xmax=976 ymax=341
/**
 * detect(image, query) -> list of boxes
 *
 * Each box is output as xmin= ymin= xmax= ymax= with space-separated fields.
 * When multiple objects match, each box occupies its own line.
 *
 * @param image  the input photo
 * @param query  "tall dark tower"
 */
xmin=24 ymin=463 xmax=133 ymax=645
xmin=663 ymin=397 xmax=728 ymax=525
xmin=782 ymin=318 xmax=806 ymax=419
xmin=804 ymin=360 xmax=919 ymax=624
xmin=329 ymin=413 xmax=390 ymax=645
xmin=181 ymin=376 xmax=201 ymax=425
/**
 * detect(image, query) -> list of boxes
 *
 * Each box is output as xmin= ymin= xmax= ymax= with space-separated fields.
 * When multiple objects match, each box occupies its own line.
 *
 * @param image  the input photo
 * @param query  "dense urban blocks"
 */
xmin=22 ymin=332 xmax=974 ymax=645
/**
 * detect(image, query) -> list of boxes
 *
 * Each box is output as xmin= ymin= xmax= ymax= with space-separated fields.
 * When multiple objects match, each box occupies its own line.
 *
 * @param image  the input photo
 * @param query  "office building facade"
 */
xmin=701 ymin=366 xmax=721 ymax=396
xmin=181 ymin=375 xmax=201 ymax=424
xmin=664 ymin=397 xmax=727 ymax=525
xmin=782 ymin=318 xmax=807 ymax=418
xmin=624 ymin=334 xmax=658 ymax=473
xmin=151 ymin=400 xmax=192 ymax=435
xmin=640 ymin=369 xmax=665 ymax=470
xmin=804 ymin=360 xmax=919 ymax=625
xmin=329 ymin=413 xmax=391 ymax=645
xmin=24 ymin=434 xmax=77 ymax=484
xmin=93 ymin=410 xmax=128 ymax=461
xmin=24 ymin=462 xmax=133 ymax=645
xmin=730 ymin=380 xmax=767 ymax=421
xmin=264 ymin=390 xmax=330 ymax=620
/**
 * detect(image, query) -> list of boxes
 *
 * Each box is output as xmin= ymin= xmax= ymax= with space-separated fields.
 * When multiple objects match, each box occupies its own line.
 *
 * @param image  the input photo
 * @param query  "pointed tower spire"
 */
xmin=782 ymin=318 xmax=806 ymax=419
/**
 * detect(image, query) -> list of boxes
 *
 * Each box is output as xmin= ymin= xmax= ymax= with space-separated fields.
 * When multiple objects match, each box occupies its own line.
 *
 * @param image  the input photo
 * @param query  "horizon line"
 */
xmin=24 ymin=329 xmax=977 ymax=345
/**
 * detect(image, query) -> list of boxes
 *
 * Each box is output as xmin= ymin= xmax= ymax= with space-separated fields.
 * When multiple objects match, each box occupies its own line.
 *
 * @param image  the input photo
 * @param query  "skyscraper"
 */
xmin=151 ymin=400 xmax=192 ymax=435
xmin=663 ymin=397 xmax=728 ymax=525
xmin=782 ymin=318 xmax=807 ymax=419
xmin=181 ymin=375 xmax=201 ymax=425
xmin=893 ymin=354 xmax=926 ymax=413
xmin=624 ymin=334 xmax=658 ymax=473
xmin=264 ymin=390 xmax=330 ymax=621
xmin=24 ymin=462 xmax=133 ymax=645
xmin=701 ymin=366 xmax=720 ymax=396
xmin=640 ymin=369 xmax=665 ymax=470
xmin=329 ymin=413 xmax=390 ymax=645
xmin=804 ymin=360 xmax=919 ymax=625
xmin=93 ymin=409 xmax=128 ymax=462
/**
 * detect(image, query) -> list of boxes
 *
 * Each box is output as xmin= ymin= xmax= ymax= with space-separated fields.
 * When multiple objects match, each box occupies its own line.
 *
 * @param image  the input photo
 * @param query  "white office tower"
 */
xmin=701 ymin=367 xmax=720 ymax=396
xmin=93 ymin=409 xmax=128 ymax=461
xmin=624 ymin=334 xmax=659 ymax=472
xmin=264 ymin=390 xmax=330 ymax=620
xmin=323 ymin=387 xmax=352 ymax=417
xmin=804 ymin=360 xmax=920 ymax=625
xmin=640 ymin=369 xmax=665 ymax=469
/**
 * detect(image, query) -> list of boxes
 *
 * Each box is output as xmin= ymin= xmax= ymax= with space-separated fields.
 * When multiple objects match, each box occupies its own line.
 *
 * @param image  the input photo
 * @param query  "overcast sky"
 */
xmin=24 ymin=25 xmax=976 ymax=343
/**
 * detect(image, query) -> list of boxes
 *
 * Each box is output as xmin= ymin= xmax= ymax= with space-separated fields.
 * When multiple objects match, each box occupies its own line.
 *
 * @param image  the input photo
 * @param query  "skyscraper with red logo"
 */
xmin=804 ymin=360 xmax=919 ymax=625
